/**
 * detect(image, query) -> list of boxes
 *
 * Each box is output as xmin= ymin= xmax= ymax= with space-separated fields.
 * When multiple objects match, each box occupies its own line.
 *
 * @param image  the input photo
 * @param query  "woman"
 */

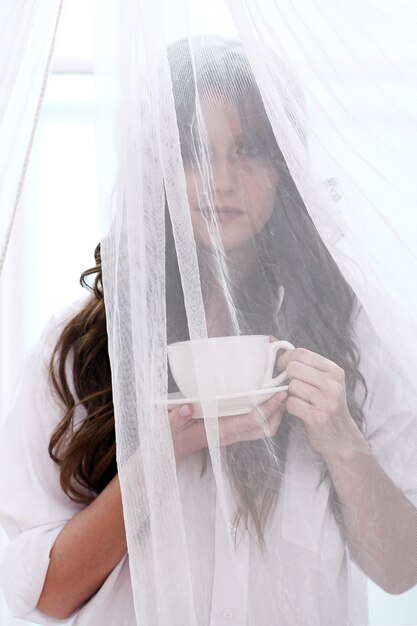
xmin=0 ymin=37 xmax=416 ymax=625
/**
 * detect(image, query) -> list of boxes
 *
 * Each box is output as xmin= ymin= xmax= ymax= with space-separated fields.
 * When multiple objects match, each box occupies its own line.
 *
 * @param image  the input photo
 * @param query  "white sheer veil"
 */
xmin=1 ymin=0 xmax=416 ymax=624
xmin=93 ymin=1 xmax=417 ymax=623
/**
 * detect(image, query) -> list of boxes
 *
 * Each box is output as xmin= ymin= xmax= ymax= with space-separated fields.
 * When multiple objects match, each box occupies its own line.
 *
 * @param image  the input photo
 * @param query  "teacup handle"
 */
xmin=262 ymin=340 xmax=295 ymax=388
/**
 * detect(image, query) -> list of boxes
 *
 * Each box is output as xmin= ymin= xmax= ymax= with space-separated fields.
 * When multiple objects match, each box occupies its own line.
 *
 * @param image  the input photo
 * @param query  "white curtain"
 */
xmin=0 ymin=6 xmax=64 ymax=623
xmin=0 ymin=6 xmax=99 ymax=624
xmin=0 ymin=1 xmax=64 ymax=273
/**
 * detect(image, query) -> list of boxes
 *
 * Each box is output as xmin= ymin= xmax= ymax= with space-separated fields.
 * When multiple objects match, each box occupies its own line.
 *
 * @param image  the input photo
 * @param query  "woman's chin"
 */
xmin=193 ymin=219 xmax=258 ymax=252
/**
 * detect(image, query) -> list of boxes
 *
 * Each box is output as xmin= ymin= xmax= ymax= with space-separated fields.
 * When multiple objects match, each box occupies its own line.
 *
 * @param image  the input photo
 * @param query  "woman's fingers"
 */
xmin=218 ymin=392 xmax=287 ymax=444
xmin=279 ymin=347 xmax=344 ymax=378
xmin=286 ymin=360 xmax=327 ymax=390
xmin=262 ymin=402 xmax=286 ymax=438
xmin=170 ymin=392 xmax=288 ymax=459
xmin=168 ymin=403 xmax=194 ymax=432
xmin=225 ymin=391 xmax=286 ymax=428
xmin=288 ymin=378 xmax=322 ymax=405
xmin=278 ymin=348 xmax=346 ymax=420
xmin=285 ymin=395 xmax=312 ymax=423
xmin=169 ymin=404 xmax=209 ymax=463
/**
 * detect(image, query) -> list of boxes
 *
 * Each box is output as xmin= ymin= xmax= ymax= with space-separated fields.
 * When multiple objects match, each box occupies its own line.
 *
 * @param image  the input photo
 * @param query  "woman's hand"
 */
xmin=278 ymin=347 xmax=356 ymax=461
xmin=278 ymin=347 xmax=417 ymax=594
xmin=169 ymin=391 xmax=288 ymax=465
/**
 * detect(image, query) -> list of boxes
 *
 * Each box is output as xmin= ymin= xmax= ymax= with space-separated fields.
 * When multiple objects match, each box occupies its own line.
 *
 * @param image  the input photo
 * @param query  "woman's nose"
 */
xmin=211 ymin=158 xmax=238 ymax=196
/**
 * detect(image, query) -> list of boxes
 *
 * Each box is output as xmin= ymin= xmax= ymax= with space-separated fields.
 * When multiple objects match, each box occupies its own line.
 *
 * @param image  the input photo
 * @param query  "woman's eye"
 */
xmin=237 ymin=143 xmax=263 ymax=158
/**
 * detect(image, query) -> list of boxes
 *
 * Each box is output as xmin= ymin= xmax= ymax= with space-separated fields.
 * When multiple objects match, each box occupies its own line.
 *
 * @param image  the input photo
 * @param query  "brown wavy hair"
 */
xmin=48 ymin=245 xmax=116 ymax=503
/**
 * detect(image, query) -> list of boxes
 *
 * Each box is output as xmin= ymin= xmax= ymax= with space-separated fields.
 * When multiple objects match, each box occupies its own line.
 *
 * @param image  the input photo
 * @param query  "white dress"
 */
xmin=0 ymin=300 xmax=416 ymax=625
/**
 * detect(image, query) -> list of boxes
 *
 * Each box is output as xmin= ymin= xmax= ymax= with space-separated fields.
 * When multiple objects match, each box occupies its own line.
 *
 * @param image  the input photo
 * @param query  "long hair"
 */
xmin=48 ymin=246 xmax=116 ymax=502
xmin=49 ymin=38 xmax=366 ymax=544
xmin=166 ymin=37 xmax=367 ymax=543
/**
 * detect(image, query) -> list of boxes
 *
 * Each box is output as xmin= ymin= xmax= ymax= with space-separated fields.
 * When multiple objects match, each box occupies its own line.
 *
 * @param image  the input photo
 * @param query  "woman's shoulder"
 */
xmin=1 ymin=297 xmax=94 ymax=443
xmin=35 ymin=295 xmax=92 ymax=360
xmin=17 ymin=296 xmax=95 ymax=419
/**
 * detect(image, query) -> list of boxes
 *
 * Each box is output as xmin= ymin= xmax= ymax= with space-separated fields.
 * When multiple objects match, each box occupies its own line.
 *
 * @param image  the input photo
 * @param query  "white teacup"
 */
xmin=167 ymin=335 xmax=294 ymax=399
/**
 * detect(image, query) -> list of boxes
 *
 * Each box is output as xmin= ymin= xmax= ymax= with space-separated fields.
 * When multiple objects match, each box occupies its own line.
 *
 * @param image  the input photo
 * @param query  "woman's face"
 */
xmin=183 ymin=98 xmax=280 ymax=252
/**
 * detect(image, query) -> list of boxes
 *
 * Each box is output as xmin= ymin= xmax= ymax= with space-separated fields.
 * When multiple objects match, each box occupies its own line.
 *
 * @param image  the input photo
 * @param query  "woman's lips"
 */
xmin=198 ymin=206 xmax=245 ymax=223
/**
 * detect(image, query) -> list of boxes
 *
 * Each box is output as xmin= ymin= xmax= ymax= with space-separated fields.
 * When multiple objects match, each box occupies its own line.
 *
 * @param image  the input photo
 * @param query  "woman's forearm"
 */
xmin=324 ymin=419 xmax=417 ymax=594
xmin=37 ymin=475 xmax=127 ymax=620
xmin=36 ymin=403 xmax=200 ymax=620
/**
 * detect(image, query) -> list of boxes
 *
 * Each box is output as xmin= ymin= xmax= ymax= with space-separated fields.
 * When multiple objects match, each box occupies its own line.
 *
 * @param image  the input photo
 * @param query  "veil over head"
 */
xmin=93 ymin=2 xmax=417 ymax=623
xmin=0 ymin=0 xmax=416 ymax=624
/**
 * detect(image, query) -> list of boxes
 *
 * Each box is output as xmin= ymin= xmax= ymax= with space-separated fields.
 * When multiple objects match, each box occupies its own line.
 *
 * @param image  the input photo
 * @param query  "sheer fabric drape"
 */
xmin=0 ymin=5 xmax=65 ymax=624
xmin=0 ymin=0 xmax=64 ymax=273
xmin=93 ymin=1 xmax=417 ymax=624
xmin=0 ymin=0 xmax=416 ymax=624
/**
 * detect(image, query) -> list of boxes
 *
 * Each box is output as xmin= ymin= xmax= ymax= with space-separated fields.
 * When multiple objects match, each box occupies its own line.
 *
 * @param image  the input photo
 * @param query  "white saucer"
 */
xmin=164 ymin=386 xmax=288 ymax=419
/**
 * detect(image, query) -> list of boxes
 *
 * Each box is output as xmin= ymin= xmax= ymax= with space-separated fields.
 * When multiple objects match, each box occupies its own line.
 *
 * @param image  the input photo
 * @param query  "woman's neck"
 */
xmin=199 ymin=240 xmax=257 ymax=336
